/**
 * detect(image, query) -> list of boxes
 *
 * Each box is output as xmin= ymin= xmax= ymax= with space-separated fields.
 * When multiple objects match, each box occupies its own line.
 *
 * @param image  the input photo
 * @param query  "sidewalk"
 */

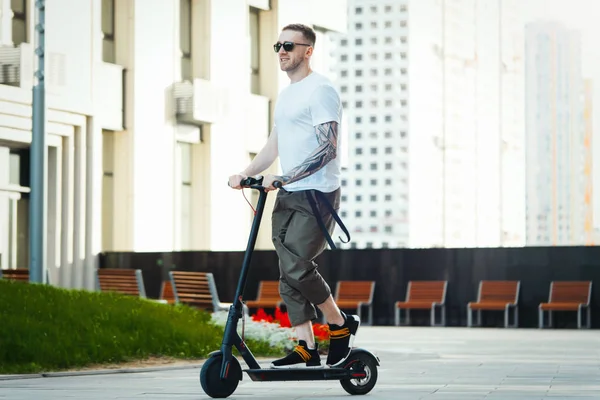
xmin=1 ymin=326 xmax=599 ymax=399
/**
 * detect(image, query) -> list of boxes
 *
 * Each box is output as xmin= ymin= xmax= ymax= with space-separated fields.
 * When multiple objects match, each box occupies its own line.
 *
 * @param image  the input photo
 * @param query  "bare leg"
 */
xmin=317 ymin=295 xmax=345 ymax=326
xmin=294 ymin=320 xmax=316 ymax=349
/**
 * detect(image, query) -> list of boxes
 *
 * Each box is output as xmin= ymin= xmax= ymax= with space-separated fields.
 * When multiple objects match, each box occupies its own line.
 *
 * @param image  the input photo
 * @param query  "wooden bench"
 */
xmin=394 ymin=281 xmax=447 ymax=327
xmin=97 ymin=268 xmax=147 ymax=298
xmin=169 ymin=271 xmax=246 ymax=314
xmin=334 ymin=280 xmax=376 ymax=326
xmin=0 ymin=268 xmax=50 ymax=283
xmin=0 ymin=268 xmax=30 ymax=282
xmin=467 ymin=280 xmax=520 ymax=328
xmin=160 ymin=280 xmax=176 ymax=304
xmin=244 ymin=280 xmax=283 ymax=310
xmin=539 ymin=281 xmax=592 ymax=329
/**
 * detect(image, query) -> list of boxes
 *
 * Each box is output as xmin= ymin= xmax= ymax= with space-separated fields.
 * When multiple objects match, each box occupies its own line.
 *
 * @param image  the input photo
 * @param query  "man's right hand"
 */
xmin=228 ymin=173 xmax=247 ymax=189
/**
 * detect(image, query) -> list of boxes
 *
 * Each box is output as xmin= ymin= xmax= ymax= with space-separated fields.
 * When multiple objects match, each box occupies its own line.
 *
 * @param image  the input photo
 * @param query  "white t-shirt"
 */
xmin=274 ymin=72 xmax=343 ymax=193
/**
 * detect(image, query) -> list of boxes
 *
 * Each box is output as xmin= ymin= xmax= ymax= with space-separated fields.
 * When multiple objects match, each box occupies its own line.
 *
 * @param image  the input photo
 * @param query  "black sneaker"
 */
xmin=270 ymin=340 xmax=322 ymax=369
xmin=326 ymin=312 xmax=360 ymax=367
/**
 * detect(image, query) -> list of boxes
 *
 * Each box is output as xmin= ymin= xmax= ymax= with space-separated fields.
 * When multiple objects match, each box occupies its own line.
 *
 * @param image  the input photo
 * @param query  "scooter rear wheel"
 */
xmin=339 ymin=352 xmax=378 ymax=395
xmin=199 ymin=353 xmax=242 ymax=398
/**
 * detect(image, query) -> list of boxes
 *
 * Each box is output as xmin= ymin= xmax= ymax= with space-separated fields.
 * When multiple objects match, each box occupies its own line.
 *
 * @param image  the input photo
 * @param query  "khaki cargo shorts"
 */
xmin=271 ymin=187 xmax=341 ymax=326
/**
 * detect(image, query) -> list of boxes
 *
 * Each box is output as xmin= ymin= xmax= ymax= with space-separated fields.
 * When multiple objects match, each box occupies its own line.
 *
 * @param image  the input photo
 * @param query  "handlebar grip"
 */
xmin=273 ymin=181 xmax=283 ymax=189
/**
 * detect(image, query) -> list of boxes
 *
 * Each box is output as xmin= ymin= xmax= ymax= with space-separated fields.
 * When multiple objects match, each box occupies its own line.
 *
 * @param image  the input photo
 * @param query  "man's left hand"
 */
xmin=263 ymin=174 xmax=284 ymax=191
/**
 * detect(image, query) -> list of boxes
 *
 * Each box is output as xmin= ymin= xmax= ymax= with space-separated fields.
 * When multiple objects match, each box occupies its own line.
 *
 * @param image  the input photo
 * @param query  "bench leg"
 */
xmin=467 ymin=306 xmax=472 ymax=327
xmin=514 ymin=306 xmax=519 ymax=328
xmin=441 ymin=305 xmax=446 ymax=327
xmin=504 ymin=308 xmax=509 ymax=328
xmin=587 ymin=307 xmax=591 ymax=329
xmin=477 ymin=310 xmax=482 ymax=326
xmin=395 ymin=307 xmax=400 ymax=326
xmin=538 ymin=307 xmax=543 ymax=329
xmin=430 ymin=307 xmax=435 ymax=327
xmin=549 ymin=311 xmax=553 ymax=328
xmin=368 ymin=303 xmax=373 ymax=326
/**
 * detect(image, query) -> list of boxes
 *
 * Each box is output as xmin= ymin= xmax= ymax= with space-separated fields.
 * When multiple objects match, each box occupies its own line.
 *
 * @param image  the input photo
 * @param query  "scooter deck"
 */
xmin=244 ymin=367 xmax=358 ymax=382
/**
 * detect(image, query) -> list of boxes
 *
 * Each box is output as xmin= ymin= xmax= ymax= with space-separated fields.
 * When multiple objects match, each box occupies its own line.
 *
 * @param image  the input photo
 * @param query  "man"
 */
xmin=227 ymin=23 xmax=359 ymax=369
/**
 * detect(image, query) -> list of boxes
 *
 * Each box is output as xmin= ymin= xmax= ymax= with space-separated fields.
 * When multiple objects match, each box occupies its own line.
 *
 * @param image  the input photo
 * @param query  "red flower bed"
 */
xmin=251 ymin=307 xmax=330 ymax=342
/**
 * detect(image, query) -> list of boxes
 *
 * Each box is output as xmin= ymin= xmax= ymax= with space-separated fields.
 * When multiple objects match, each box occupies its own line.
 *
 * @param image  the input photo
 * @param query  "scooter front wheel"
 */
xmin=200 ymin=353 xmax=242 ymax=398
xmin=339 ymin=352 xmax=378 ymax=395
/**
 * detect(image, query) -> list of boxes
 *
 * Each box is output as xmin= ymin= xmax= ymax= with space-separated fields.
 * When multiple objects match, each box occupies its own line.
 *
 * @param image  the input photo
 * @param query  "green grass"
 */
xmin=0 ymin=280 xmax=282 ymax=374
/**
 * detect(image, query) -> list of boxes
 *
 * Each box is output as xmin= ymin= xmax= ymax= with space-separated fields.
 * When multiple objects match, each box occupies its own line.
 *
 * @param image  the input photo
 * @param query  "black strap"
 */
xmin=306 ymin=190 xmax=351 ymax=250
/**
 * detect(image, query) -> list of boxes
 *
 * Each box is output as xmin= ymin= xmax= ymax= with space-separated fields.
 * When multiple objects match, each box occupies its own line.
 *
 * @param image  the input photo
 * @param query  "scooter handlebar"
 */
xmin=236 ymin=176 xmax=283 ymax=190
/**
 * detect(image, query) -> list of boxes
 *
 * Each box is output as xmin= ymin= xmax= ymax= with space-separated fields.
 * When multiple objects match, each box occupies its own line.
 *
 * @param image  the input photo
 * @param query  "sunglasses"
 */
xmin=273 ymin=41 xmax=311 ymax=53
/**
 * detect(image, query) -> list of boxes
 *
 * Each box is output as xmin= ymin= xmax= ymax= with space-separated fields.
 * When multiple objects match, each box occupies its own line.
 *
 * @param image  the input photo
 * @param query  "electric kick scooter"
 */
xmin=200 ymin=176 xmax=380 ymax=398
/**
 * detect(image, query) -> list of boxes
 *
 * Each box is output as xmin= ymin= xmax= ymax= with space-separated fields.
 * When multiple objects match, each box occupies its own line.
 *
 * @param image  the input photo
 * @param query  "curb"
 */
xmin=0 ymin=363 xmax=204 ymax=381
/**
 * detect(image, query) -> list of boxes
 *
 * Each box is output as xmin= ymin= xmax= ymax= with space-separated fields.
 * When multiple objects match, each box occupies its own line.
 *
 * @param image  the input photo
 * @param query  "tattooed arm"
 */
xmin=278 ymin=120 xmax=339 ymax=186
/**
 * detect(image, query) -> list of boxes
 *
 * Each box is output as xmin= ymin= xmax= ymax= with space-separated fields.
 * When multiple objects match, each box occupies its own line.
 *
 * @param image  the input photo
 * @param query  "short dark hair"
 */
xmin=282 ymin=23 xmax=316 ymax=47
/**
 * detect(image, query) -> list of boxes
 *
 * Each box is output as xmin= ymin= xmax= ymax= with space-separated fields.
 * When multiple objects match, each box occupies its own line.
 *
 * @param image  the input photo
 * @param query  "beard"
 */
xmin=280 ymin=57 xmax=302 ymax=72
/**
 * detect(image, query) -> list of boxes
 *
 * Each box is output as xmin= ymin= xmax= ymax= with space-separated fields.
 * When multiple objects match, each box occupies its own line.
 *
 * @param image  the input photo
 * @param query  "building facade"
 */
xmin=0 ymin=0 xmax=347 ymax=288
xmin=330 ymin=0 xmax=525 ymax=249
xmin=524 ymin=21 xmax=591 ymax=246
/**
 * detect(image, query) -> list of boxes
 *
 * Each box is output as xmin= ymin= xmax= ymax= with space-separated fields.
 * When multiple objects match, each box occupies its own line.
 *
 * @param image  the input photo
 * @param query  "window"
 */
xmin=370 ymin=147 xmax=377 ymax=155
xmin=370 ymin=163 xmax=377 ymax=170
xmin=341 ymin=85 xmax=347 ymax=93
xmin=355 ymin=100 xmax=363 ymax=108
xmin=370 ymin=179 xmax=377 ymax=186
xmin=385 ymin=115 xmax=392 ymax=122
xmin=355 ymin=163 xmax=362 ymax=170
xmin=370 ymin=210 xmax=377 ymax=217
xmin=385 ymin=194 xmax=392 ymax=201
xmin=385 ymin=21 xmax=392 ymax=28
xmin=355 ymin=211 xmax=362 ymax=217
xmin=400 ymin=36 xmax=407 ymax=44
xmin=341 ymin=70 xmax=348 ymax=77
xmin=385 ymin=99 xmax=392 ymax=107
xmin=355 ymin=38 xmax=363 ymax=45
xmin=178 ymin=142 xmax=193 ymax=249
xmin=401 ymin=5 xmax=407 ymax=12
xmin=385 ymin=210 xmax=392 ymax=217
xmin=370 ymin=21 xmax=377 ymax=28
xmin=355 ymin=54 xmax=363 ymax=61
xmin=370 ymin=68 xmax=378 ymax=76
xmin=385 ymin=179 xmax=392 ymax=186
xmin=385 ymin=5 xmax=392 ymax=12
xmin=385 ymin=162 xmax=392 ymax=170
xmin=384 ymin=68 xmax=392 ymax=75
xmin=356 ymin=7 xmax=363 ymax=13
xmin=385 ymin=37 xmax=392 ymax=44
xmin=400 ymin=52 xmax=407 ymax=59
xmin=341 ymin=54 xmax=348 ymax=61
xmin=400 ymin=21 xmax=407 ymax=27
xmin=342 ymin=179 xmax=347 ymax=186
xmin=355 ymin=22 xmax=363 ymax=29
xmin=385 ymin=226 xmax=393 ymax=233
xmin=355 ymin=132 xmax=362 ymax=139
xmin=355 ymin=195 xmax=362 ymax=202
xmin=370 ymin=195 xmax=377 ymax=201
xmin=356 ymin=179 xmax=362 ymax=186
xmin=356 ymin=85 xmax=363 ymax=92
xmin=401 ymin=131 xmax=407 ymax=138
xmin=102 ymin=131 xmax=115 ymax=250
xmin=355 ymin=69 xmax=363 ymax=76
xmin=385 ymin=131 xmax=392 ymax=138
xmin=355 ymin=116 xmax=362 ymax=123
xmin=370 ymin=37 xmax=378 ymax=44
xmin=385 ymin=53 xmax=392 ymax=59
xmin=385 ymin=84 xmax=392 ymax=91
xmin=341 ymin=39 xmax=347 ymax=46
xmin=101 ymin=0 xmax=115 ymax=63
xmin=385 ymin=147 xmax=392 ymax=154
xmin=370 ymin=116 xmax=377 ymax=123
xmin=355 ymin=148 xmax=363 ymax=155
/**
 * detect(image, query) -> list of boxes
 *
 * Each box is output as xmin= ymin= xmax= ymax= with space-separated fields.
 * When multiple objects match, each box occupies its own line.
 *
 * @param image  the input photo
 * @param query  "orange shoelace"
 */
xmin=293 ymin=345 xmax=313 ymax=362
xmin=328 ymin=327 xmax=350 ymax=340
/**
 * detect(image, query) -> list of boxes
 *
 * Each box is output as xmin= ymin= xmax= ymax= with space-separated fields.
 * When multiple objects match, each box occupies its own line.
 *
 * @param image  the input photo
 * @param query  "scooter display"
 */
xmin=200 ymin=176 xmax=380 ymax=398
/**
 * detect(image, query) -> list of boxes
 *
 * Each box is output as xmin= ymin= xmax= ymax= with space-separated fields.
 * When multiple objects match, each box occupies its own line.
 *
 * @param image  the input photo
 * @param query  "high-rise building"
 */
xmin=524 ymin=21 xmax=589 ymax=246
xmin=330 ymin=0 xmax=525 ymax=249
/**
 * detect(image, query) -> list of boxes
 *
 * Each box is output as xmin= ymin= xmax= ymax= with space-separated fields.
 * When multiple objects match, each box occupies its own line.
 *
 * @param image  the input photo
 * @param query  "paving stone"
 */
xmin=1 ymin=327 xmax=599 ymax=399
